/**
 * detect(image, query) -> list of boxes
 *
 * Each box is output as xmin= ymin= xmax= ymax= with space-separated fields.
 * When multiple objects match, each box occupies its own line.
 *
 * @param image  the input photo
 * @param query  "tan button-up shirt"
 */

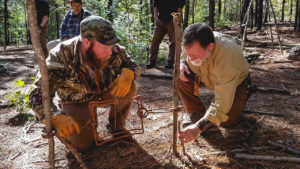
xmin=186 ymin=33 xmax=249 ymax=124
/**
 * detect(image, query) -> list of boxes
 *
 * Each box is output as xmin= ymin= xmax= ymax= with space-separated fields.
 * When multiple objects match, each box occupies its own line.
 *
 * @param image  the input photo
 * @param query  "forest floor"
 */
xmin=0 ymin=22 xmax=300 ymax=169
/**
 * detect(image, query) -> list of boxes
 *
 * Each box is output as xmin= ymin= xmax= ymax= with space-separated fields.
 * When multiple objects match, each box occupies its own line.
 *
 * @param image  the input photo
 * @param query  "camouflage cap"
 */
xmin=80 ymin=15 xmax=121 ymax=45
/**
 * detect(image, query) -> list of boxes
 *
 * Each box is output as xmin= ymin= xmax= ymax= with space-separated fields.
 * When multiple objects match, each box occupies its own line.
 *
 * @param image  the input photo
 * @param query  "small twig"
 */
xmin=255 ymin=86 xmax=290 ymax=95
xmin=10 ymin=151 xmax=21 ymax=160
xmin=257 ymin=115 xmax=265 ymax=123
xmin=234 ymin=153 xmax=300 ymax=163
xmin=268 ymin=140 xmax=300 ymax=155
xmin=243 ymin=110 xmax=284 ymax=117
xmin=21 ymin=121 xmax=38 ymax=143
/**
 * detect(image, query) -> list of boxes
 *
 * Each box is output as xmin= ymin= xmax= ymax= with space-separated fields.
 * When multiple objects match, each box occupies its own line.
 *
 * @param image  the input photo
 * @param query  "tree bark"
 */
xmin=209 ymin=0 xmax=215 ymax=30
xmin=26 ymin=0 xmax=55 ymax=168
xmin=55 ymin=3 xmax=60 ymax=39
xmin=264 ymin=0 xmax=269 ymax=23
xmin=4 ymin=0 xmax=9 ymax=50
xmin=241 ymin=0 xmax=254 ymax=49
xmin=150 ymin=0 xmax=154 ymax=30
xmin=183 ymin=0 xmax=190 ymax=30
xmin=107 ymin=0 xmax=113 ymax=22
xmin=191 ymin=0 xmax=196 ymax=23
xmin=257 ymin=0 xmax=263 ymax=30
xmin=269 ymin=0 xmax=284 ymax=55
xmin=172 ymin=12 xmax=182 ymax=155
xmin=240 ymin=0 xmax=251 ymax=38
xmin=295 ymin=0 xmax=300 ymax=31
xmin=290 ymin=0 xmax=293 ymax=22
xmin=218 ymin=0 xmax=222 ymax=15
xmin=281 ymin=0 xmax=286 ymax=21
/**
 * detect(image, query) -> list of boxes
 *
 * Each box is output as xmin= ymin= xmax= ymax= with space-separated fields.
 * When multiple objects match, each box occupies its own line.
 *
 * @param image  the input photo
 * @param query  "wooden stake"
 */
xmin=241 ymin=0 xmax=254 ymax=50
xmin=269 ymin=0 xmax=284 ymax=56
xmin=172 ymin=12 xmax=182 ymax=155
xmin=26 ymin=0 xmax=54 ymax=168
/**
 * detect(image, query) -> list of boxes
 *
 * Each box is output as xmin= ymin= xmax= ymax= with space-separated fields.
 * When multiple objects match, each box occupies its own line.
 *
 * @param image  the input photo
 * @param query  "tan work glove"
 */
xmin=52 ymin=114 xmax=81 ymax=138
xmin=111 ymin=68 xmax=134 ymax=97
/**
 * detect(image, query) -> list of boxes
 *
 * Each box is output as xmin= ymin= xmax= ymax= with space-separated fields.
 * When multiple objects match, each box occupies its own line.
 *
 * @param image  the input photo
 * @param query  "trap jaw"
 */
xmin=89 ymin=95 xmax=145 ymax=146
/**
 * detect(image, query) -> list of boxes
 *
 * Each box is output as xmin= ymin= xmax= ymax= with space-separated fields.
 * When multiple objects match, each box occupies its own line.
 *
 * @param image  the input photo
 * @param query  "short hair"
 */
xmin=182 ymin=23 xmax=215 ymax=48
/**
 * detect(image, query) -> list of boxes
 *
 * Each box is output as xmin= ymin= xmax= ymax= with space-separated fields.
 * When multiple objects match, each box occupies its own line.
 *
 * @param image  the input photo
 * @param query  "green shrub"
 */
xmin=7 ymin=77 xmax=35 ymax=114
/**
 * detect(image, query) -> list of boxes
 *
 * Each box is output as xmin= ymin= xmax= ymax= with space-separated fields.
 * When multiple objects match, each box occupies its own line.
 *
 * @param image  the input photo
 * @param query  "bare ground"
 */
xmin=0 ymin=23 xmax=300 ymax=169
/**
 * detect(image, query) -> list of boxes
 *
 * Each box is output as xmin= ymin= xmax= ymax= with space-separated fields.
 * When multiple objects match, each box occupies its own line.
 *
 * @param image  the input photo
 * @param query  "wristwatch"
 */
xmin=196 ymin=118 xmax=212 ymax=131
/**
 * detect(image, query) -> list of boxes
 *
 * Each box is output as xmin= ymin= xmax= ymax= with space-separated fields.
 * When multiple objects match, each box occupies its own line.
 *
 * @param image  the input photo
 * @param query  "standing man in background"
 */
xmin=60 ymin=0 xmax=91 ymax=40
xmin=35 ymin=0 xmax=49 ymax=58
xmin=146 ymin=0 xmax=186 ymax=69
xmin=47 ymin=0 xmax=91 ymax=51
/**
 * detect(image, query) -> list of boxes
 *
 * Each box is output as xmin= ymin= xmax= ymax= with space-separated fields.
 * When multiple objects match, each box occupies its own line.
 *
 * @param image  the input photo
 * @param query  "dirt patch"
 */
xmin=1 ymin=24 xmax=300 ymax=169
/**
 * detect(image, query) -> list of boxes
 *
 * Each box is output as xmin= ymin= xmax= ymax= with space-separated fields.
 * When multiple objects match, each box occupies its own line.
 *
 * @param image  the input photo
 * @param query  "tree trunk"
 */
xmin=224 ymin=0 xmax=226 ymax=13
xmin=240 ymin=0 xmax=251 ymax=38
xmin=264 ymin=0 xmax=269 ymax=23
xmin=250 ymin=1 xmax=254 ymax=29
xmin=4 ymin=0 xmax=9 ymax=49
xmin=107 ymin=0 xmax=113 ymax=22
xmin=150 ymin=0 xmax=154 ymax=30
xmin=290 ymin=0 xmax=293 ymax=22
xmin=218 ymin=0 xmax=222 ymax=15
xmin=256 ymin=0 xmax=263 ymax=30
xmin=255 ymin=0 xmax=258 ymax=26
xmin=295 ymin=0 xmax=300 ymax=31
xmin=183 ymin=0 xmax=190 ymax=30
xmin=54 ymin=3 xmax=60 ymax=39
xmin=191 ymin=0 xmax=196 ymax=23
xmin=281 ymin=0 xmax=285 ymax=21
xmin=26 ymin=0 xmax=55 ymax=168
xmin=209 ymin=0 xmax=215 ymax=30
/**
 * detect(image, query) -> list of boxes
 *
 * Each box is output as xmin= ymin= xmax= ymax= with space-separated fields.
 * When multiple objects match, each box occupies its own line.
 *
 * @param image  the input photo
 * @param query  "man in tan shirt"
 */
xmin=178 ymin=23 xmax=254 ymax=143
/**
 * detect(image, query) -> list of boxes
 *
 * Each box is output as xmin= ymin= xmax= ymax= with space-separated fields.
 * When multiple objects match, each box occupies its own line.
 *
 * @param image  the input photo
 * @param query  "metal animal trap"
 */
xmin=89 ymin=95 xmax=145 ymax=146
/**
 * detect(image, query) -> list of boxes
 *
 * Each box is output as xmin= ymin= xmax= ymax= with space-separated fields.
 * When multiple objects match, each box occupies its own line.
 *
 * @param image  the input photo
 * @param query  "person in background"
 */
xmin=47 ymin=0 xmax=91 ymax=51
xmin=146 ymin=0 xmax=186 ymax=69
xmin=35 ymin=0 xmax=49 ymax=58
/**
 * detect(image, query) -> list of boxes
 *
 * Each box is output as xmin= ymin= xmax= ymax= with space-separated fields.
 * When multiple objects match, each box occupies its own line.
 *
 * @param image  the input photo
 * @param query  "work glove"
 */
xmin=111 ymin=68 xmax=134 ymax=97
xmin=52 ymin=114 xmax=81 ymax=138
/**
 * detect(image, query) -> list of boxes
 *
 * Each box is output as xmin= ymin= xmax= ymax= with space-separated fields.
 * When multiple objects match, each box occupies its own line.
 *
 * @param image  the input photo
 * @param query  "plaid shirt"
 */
xmin=60 ymin=9 xmax=91 ymax=40
xmin=29 ymin=36 xmax=141 ymax=120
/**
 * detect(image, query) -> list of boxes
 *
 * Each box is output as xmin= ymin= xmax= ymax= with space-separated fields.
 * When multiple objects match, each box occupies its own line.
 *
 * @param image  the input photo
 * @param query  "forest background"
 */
xmin=1 ymin=0 xmax=300 ymax=64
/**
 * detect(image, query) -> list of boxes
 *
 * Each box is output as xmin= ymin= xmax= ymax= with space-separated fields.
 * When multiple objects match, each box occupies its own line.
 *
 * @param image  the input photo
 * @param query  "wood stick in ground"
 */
xmin=268 ymin=0 xmax=283 ymax=56
xmin=26 ymin=0 xmax=54 ymax=168
xmin=241 ymin=0 xmax=254 ymax=50
xmin=234 ymin=153 xmax=300 ymax=163
xmin=172 ymin=12 xmax=182 ymax=155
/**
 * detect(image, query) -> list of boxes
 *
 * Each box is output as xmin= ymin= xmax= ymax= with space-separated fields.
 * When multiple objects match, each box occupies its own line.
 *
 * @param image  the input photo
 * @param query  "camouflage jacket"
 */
xmin=29 ymin=36 xmax=141 ymax=120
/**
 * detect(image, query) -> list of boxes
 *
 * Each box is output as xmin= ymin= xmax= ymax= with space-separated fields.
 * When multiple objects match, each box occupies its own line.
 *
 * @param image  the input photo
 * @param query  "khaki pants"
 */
xmin=39 ymin=27 xmax=48 ymax=58
xmin=179 ymin=76 xmax=251 ymax=127
xmin=61 ymin=82 xmax=137 ymax=151
xmin=149 ymin=20 xmax=175 ymax=65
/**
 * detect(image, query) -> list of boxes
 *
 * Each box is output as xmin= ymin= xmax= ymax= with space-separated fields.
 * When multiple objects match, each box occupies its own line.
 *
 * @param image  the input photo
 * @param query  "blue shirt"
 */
xmin=60 ymin=8 xmax=91 ymax=40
